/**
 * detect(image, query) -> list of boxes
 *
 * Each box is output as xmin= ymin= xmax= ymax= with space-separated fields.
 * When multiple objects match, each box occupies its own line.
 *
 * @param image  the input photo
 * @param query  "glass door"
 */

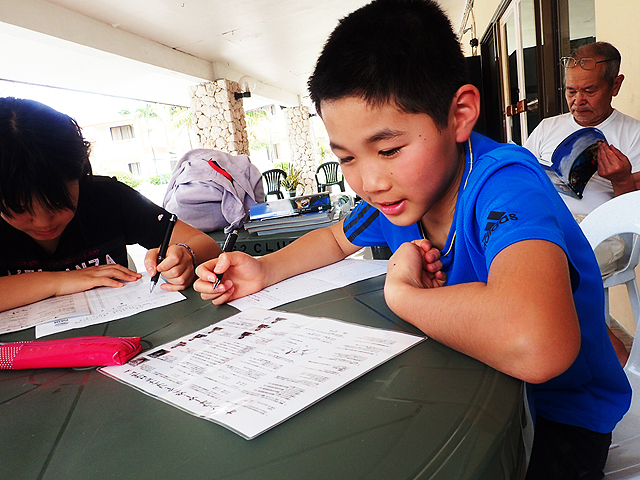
xmin=498 ymin=0 xmax=540 ymax=145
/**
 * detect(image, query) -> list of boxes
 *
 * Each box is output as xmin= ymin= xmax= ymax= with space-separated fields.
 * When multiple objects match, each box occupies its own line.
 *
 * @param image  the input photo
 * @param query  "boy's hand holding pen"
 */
xmin=194 ymin=233 xmax=268 ymax=305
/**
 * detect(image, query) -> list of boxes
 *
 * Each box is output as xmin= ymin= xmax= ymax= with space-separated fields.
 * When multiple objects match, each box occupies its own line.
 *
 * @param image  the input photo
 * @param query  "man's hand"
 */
xmin=598 ymin=142 xmax=637 ymax=196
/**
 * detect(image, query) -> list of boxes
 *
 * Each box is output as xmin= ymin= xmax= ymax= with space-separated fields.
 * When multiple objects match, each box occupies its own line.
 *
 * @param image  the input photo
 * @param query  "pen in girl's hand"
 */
xmin=213 ymin=230 xmax=239 ymax=289
xmin=150 ymin=214 xmax=177 ymax=293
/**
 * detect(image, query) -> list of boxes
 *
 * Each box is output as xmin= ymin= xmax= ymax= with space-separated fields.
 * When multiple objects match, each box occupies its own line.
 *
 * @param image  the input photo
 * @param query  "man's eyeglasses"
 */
xmin=560 ymin=57 xmax=619 ymax=70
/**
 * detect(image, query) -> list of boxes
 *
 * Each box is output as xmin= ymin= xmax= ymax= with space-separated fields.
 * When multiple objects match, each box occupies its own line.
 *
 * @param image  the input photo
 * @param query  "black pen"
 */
xmin=213 ymin=229 xmax=239 ymax=289
xmin=150 ymin=214 xmax=178 ymax=293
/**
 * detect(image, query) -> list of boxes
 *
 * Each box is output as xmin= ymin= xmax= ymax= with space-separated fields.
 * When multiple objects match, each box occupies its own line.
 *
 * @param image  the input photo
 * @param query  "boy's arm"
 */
xmin=194 ymin=221 xmax=361 ymax=304
xmin=384 ymin=238 xmax=581 ymax=384
xmin=260 ymin=221 xmax=360 ymax=285
xmin=144 ymin=219 xmax=222 ymax=291
xmin=0 ymin=265 xmax=142 ymax=312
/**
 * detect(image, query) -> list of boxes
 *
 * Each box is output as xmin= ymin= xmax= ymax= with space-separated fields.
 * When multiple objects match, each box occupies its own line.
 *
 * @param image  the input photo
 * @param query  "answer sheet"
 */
xmin=0 ymin=274 xmax=185 ymax=337
xmin=0 ymin=294 xmax=92 ymax=336
xmin=35 ymin=274 xmax=185 ymax=337
xmin=229 ymin=259 xmax=388 ymax=310
xmin=101 ymin=307 xmax=424 ymax=440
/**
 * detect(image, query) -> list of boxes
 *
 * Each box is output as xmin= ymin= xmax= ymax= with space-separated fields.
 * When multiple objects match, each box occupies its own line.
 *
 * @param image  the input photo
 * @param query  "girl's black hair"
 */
xmin=0 ymin=97 xmax=92 ymax=216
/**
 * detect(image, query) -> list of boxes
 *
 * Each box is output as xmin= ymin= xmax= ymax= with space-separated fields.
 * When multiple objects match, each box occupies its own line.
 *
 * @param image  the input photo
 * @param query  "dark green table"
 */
xmin=209 ymin=228 xmax=301 ymax=256
xmin=0 ymin=276 xmax=526 ymax=479
xmin=209 ymin=228 xmax=393 ymax=259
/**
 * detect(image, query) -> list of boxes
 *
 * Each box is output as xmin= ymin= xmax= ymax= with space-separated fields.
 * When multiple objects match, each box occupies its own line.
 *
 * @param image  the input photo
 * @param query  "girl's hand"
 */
xmin=54 ymin=264 xmax=141 ymax=296
xmin=145 ymin=244 xmax=195 ymax=291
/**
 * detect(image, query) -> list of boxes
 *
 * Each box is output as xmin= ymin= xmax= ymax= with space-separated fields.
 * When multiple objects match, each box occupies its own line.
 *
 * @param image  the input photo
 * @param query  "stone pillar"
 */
xmin=284 ymin=106 xmax=316 ymax=195
xmin=189 ymin=79 xmax=249 ymax=156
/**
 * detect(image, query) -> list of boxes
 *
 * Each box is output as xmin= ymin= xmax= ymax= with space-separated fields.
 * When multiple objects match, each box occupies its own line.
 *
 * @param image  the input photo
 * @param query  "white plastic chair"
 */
xmin=603 ymin=235 xmax=640 ymax=327
xmin=579 ymin=190 xmax=640 ymax=479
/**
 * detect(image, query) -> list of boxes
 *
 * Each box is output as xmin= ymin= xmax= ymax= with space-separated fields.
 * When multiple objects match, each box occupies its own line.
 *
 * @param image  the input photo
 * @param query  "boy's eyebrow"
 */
xmin=329 ymin=128 xmax=405 ymax=151
xmin=366 ymin=128 xmax=404 ymax=144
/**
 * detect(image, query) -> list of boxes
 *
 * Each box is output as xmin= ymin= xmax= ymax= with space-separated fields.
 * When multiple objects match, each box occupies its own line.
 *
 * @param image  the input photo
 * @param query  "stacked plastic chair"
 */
xmin=580 ymin=190 xmax=640 ymax=479
xmin=315 ymin=162 xmax=345 ymax=193
xmin=262 ymin=168 xmax=287 ymax=199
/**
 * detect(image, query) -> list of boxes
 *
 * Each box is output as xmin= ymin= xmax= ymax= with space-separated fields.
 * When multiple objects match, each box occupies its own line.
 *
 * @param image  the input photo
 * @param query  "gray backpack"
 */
xmin=163 ymin=149 xmax=265 ymax=232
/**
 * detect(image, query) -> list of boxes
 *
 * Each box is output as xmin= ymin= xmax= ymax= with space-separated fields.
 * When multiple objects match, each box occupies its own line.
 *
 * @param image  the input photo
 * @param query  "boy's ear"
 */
xmin=450 ymin=84 xmax=480 ymax=143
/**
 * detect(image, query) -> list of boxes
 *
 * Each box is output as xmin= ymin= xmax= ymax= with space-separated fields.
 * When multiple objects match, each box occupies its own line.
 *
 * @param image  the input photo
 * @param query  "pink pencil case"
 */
xmin=0 ymin=336 xmax=142 ymax=370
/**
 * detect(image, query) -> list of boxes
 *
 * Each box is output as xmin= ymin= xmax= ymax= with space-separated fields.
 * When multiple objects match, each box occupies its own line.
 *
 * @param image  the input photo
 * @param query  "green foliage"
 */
xmin=134 ymin=104 xmax=160 ymax=122
xmin=245 ymin=108 xmax=270 ymax=154
xmin=102 ymin=170 xmax=142 ymax=188
xmin=274 ymin=161 xmax=289 ymax=171
xmin=278 ymin=163 xmax=303 ymax=191
xmin=317 ymin=138 xmax=331 ymax=163
xmin=245 ymin=108 xmax=268 ymax=127
xmin=99 ymin=168 xmax=171 ymax=188
xmin=168 ymin=106 xmax=192 ymax=130
xmin=147 ymin=173 xmax=171 ymax=185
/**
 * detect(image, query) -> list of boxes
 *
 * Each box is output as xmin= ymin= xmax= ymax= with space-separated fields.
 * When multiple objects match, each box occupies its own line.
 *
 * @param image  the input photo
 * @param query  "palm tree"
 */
xmin=133 ymin=104 xmax=160 ymax=174
xmin=245 ymin=108 xmax=272 ymax=160
xmin=168 ymin=105 xmax=194 ymax=150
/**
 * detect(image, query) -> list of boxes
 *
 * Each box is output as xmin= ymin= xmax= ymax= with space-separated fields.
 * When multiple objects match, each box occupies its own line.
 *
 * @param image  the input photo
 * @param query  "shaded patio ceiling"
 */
xmin=0 ymin=0 xmax=467 ymax=108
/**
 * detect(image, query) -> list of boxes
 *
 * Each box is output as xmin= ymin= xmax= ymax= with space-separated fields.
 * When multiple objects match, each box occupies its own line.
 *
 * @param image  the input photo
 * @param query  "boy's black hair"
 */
xmin=0 ymin=97 xmax=92 ymax=216
xmin=308 ymin=0 xmax=468 ymax=129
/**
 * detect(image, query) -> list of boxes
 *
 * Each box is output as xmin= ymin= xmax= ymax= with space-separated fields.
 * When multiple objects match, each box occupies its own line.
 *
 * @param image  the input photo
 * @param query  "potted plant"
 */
xmin=280 ymin=165 xmax=303 ymax=197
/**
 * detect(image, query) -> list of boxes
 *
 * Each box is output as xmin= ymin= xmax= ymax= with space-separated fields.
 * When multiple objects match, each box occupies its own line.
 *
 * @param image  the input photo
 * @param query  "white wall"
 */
xmin=460 ymin=0 xmax=501 ymax=57
xmin=596 ymin=0 xmax=640 ymax=122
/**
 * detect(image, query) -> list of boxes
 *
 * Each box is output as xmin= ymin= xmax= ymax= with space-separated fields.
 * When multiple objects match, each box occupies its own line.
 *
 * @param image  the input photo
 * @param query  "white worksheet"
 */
xmin=35 ymin=274 xmax=185 ymax=337
xmin=0 ymin=294 xmax=92 ymax=335
xmin=100 ymin=307 xmax=424 ymax=440
xmin=229 ymin=259 xmax=388 ymax=311
xmin=0 ymin=274 xmax=185 ymax=337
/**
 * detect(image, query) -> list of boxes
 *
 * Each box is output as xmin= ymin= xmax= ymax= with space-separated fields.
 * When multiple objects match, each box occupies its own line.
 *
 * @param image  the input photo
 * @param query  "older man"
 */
xmin=525 ymin=41 xmax=640 ymax=215
xmin=526 ymin=41 xmax=640 ymax=364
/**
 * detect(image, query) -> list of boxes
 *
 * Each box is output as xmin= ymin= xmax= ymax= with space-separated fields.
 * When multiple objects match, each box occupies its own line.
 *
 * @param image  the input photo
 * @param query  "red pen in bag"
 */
xmin=208 ymin=159 xmax=234 ymax=182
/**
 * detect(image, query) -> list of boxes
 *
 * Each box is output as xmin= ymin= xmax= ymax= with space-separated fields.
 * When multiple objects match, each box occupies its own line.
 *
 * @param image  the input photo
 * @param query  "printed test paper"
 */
xmin=100 ymin=307 xmax=424 ymax=440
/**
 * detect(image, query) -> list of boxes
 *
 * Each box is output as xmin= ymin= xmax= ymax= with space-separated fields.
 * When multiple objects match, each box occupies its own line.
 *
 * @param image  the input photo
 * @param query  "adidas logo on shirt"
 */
xmin=482 ymin=210 xmax=518 ymax=247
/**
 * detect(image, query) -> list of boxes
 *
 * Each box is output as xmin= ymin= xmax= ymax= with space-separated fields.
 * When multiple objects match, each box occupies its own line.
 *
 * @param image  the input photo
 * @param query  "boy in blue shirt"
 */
xmin=194 ymin=1 xmax=631 ymax=477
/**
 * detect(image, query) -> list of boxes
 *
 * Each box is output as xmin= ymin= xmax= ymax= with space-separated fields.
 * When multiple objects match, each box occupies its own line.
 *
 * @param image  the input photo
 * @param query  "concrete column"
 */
xmin=284 ymin=106 xmax=316 ymax=195
xmin=189 ymin=79 xmax=249 ymax=156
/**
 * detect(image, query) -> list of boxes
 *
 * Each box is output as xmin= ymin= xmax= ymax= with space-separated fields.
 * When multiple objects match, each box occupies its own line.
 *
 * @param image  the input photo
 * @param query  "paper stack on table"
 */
xmin=0 ymin=273 xmax=185 ymax=338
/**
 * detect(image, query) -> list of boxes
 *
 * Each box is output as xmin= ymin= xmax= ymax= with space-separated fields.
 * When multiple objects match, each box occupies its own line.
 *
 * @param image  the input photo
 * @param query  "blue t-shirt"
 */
xmin=343 ymin=132 xmax=631 ymax=434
